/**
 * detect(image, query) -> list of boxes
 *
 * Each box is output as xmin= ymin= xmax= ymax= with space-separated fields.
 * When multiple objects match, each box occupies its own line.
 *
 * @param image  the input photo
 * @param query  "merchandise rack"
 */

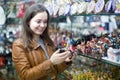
xmin=78 ymin=53 xmax=120 ymax=68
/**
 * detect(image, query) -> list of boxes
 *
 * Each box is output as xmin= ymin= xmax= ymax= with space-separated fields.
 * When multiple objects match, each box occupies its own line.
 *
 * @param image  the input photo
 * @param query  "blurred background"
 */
xmin=0 ymin=0 xmax=120 ymax=80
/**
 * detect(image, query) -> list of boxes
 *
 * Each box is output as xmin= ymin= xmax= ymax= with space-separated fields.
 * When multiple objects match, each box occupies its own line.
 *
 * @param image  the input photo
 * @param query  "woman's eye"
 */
xmin=36 ymin=21 xmax=41 ymax=23
xmin=42 ymin=20 xmax=47 ymax=23
xmin=36 ymin=20 xmax=47 ymax=24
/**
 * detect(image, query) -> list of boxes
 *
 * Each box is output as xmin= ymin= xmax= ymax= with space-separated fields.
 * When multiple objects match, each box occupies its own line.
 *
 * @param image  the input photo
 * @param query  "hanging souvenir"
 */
xmin=0 ymin=6 xmax=6 ymax=25
xmin=64 ymin=3 xmax=71 ymax=16
xmin=94 ymin=0 xmax=105 ymax=14
xmin=86 ymin=0 xmax=96 ymax=14
xmin=77 ymin=2 xmax=88 ymax=14
xmin=70 ymin=2 xmax=78 ymax=15
xmin=115 ymin=5 xmax=120 ymax=13
xmin=52 ymin=0 xmax=59 ymax=17
xmin=7 ymin=3 xmax=16 ymax=18
xmin=105 ymin=0 xmax=116 ymax=13
xmin=44 ymin=0 xmax=53 ymax=16
xmin=7 ymin=10 xmax=16 ymax=18
xmin=64 ymin=0 xmax=71 ymax=15
xmin=16 ymin=2 xmax=25 ymax=18
xmin=58 ymin=5 xmax=66 ymax=16
xmin=57 ymin=0 xmax=66 ymax=16
xmin=53 ymin=4 xmax=59 ymax=17
xmin=115 ymin=0 xmax=120 ymax=13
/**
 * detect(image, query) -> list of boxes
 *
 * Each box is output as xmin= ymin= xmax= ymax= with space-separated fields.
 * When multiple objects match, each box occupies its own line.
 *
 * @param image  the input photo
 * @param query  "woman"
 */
xmin=12 ymin=4 xmax=74 ymax=80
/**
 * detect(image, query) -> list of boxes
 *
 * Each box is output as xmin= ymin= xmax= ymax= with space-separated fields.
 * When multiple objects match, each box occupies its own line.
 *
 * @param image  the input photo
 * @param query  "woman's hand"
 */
xmin=50 ymin=49 xmax=71 ymax=65
xmin=65 ymin=49 xmax=78 ymax=62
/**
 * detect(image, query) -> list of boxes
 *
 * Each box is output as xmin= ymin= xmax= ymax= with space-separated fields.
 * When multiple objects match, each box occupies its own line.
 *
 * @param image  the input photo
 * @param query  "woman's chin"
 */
xmin=36 ymin=32 xmax=43 ymax=36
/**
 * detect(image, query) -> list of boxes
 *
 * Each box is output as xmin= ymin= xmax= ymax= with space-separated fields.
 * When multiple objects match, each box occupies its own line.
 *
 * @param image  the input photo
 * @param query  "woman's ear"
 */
xmin=27 ymin=21 xmax=30 ymax=27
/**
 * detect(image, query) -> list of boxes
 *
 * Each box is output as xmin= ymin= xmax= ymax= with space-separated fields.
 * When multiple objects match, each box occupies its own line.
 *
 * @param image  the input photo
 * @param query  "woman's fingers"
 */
xmin=58 ymin=51 xmax=70 ymax=57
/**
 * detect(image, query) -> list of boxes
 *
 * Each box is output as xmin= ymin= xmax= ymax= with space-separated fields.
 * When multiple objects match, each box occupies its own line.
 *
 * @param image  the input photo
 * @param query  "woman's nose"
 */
xmin=40 ymin=22 xmax=45 ymax=27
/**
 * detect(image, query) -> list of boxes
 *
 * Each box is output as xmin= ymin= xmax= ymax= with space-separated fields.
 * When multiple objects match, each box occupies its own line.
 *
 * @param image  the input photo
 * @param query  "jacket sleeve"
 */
xmin=50 ymin=46 xmax=72 ymax=74
xmin=12 ymin=40 xmax=54 ymax=80
xmin=55 ymin=61 xmax=72 ymax=74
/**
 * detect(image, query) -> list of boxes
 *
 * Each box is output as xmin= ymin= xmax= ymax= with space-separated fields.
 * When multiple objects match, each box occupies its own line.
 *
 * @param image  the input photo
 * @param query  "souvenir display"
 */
xmin=73 ymin=32 xmax=120 ymax=63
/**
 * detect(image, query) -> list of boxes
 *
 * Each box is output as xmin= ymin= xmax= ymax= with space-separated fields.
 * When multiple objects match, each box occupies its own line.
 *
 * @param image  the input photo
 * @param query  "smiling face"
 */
xmin=29 ymin=11 xmax=48 ymax=38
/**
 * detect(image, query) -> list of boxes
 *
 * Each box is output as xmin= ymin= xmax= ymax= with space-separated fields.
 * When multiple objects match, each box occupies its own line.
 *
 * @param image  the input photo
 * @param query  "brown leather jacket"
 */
xmin=12 ymin=38 xmax=71 ymax=80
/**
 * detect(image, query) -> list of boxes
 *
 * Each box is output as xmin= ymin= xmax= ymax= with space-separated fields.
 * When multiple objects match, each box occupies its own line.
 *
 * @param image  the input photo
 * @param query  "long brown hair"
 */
xmin=20 ymin=3 xmax=54 ymax=49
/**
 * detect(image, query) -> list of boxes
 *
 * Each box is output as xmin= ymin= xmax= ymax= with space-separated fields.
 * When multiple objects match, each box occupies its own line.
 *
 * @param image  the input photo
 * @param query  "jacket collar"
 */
xmin=31 ymin=39 xmax=50 ymax=50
